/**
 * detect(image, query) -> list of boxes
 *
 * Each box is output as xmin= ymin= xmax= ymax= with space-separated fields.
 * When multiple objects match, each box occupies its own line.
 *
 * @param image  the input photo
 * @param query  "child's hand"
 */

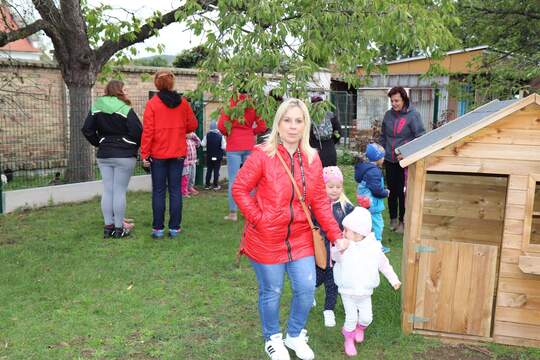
xmin=336 ymin=238 xmax=349 ymax=252
xmin=393 ymin=282 xmax=401 ymax=290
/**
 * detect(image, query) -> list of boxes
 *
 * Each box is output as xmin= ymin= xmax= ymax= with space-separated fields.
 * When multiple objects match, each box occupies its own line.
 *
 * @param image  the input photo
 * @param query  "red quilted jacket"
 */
xmin=232 ymin=144 xmax=342 ymax=264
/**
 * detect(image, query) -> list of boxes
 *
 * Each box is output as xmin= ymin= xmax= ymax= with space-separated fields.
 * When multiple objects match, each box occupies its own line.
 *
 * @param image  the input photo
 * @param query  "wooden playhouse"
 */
xmin=396 ymin=93 xmax=540 ymax=347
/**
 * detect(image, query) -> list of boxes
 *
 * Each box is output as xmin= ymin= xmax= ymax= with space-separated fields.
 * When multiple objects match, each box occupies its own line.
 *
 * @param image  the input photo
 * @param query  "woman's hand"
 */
xmin=142 ymin=159 xmax=151 ymax=168
xmin=393 ymin=281 xmax=401 ymax=290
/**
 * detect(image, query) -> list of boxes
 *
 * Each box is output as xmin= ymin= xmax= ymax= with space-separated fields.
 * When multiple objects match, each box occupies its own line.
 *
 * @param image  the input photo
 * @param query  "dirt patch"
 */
xmin=48 ymin=336 xmax=89 ymax=350
xmin=0 ymin=237 xmax=17 ymax=246
xmin=415 ymin=344 xmax=520 ymax=360
xmin=119 ymin=353 xmax=158 ymax=360
xmin=80 ymin=348 xmax=96 ymax=358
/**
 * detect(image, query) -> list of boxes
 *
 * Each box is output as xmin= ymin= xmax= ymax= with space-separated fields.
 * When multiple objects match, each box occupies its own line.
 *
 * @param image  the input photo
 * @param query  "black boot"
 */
xmin=113 ymin=227 xmax=130 ymax=238
xmin=104 ymin=225 xmax=115 ymax=238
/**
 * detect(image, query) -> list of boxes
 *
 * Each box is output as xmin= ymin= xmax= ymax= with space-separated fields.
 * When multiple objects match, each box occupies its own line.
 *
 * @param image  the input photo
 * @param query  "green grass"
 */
xmin=0 ymin=167 xmax=539 ymax=359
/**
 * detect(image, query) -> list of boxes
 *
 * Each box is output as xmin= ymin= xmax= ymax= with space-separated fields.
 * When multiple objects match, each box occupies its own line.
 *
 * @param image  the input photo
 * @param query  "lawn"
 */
xmin=0 ymin=167 xmax=539 ymax=359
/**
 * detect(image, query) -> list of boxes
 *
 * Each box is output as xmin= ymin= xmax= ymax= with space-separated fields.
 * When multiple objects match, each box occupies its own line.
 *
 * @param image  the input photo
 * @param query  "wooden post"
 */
xmin=401 ymin=159 xmax=426 ymax=334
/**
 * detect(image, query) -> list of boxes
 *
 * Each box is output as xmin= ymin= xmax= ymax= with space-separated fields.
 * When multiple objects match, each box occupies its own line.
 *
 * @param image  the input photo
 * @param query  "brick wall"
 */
xmin=0 ymin=60 xmax=220 ymax=171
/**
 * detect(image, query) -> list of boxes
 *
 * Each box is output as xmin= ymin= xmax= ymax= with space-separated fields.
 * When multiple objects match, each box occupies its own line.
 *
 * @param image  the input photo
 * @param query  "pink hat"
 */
xmin=322 ymin=166 xmax=343 ymax=184
xmin=342 ymin=207 xmax=372 ymax=236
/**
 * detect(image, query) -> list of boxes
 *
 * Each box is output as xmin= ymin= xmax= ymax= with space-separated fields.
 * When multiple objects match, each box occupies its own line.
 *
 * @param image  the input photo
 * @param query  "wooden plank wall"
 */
xmin=401 ymin=161 xmax=427 ymax=334
xmin=422 ymin=103 xmax=540 ymax=346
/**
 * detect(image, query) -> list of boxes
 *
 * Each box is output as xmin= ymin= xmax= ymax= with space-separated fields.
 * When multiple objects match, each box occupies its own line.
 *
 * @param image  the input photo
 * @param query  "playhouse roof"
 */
xmin=397 ymin=93 xmax=540 ymax=167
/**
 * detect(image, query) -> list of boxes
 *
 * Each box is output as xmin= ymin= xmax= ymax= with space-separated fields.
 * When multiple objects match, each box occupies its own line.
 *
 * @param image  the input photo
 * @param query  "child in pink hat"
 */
xmin=315 ymin=166 xmax=354 ymax=328
xmin=332 ymin=207 xmax=401 ymax=357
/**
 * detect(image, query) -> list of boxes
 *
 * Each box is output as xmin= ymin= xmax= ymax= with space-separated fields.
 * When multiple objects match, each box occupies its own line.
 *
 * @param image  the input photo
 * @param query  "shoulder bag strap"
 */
xmin=275 ymin=150 xmax=316 ymax=229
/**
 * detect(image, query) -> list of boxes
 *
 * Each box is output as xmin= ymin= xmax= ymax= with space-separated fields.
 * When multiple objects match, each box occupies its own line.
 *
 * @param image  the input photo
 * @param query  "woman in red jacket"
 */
xmin=232 ymin=98 xmax=342 ymax=360
xmin=141 ymin=70 xmax=198 ymax=238
xmin=218 ymin=93 xmax=267 ymax=221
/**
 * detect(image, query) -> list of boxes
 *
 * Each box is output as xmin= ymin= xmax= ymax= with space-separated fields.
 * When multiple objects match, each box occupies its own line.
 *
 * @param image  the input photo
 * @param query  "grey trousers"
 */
xmin=97 ymin=157 xmax=136 ymax=228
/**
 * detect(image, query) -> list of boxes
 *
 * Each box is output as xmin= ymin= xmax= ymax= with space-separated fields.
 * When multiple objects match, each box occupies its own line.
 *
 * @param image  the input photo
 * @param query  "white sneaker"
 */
xmin=284 ymin=329 xmax=315 ymax=360
xmin=323 ymin=310 xmax=336 ymax=327
xmin=265 ymin=333 xmax=291 ymax=360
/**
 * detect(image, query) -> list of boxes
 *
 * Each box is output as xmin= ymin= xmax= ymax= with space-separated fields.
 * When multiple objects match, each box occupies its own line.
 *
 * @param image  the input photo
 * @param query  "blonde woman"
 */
xmin=232 ymin=98 xmax=342 ymax=360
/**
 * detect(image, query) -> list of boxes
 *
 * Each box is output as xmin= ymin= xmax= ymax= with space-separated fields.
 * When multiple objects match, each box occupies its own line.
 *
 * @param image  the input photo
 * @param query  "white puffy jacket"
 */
xmin=332 ymin=233 xmax=399 ymax=297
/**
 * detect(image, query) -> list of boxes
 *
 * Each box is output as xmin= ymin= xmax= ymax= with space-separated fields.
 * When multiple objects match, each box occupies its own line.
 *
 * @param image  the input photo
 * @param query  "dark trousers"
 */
xmin=385 ymin=161 xmax=406 ymax=222
xmin=150 ymin=157 xmax=184 ymax=230
xmin=315 ymin=239 xmax=338 ymax=311
xmin=316 ymin=265 xmax=338 ymax=311
xmin=205 ymin=157 xmax=221 ymax=187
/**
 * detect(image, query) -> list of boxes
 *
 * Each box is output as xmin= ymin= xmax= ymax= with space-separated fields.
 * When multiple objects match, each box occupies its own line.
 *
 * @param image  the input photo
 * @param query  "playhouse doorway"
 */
xmin=413 ymin=172 xmax=508 ymax=337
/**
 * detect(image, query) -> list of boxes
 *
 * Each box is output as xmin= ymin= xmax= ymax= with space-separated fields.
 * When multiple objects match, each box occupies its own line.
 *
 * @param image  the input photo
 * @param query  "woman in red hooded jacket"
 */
xmin=141 ymin=71 xmax=198 ymax=239
xmin=232 ymin=98 xmax=342 ymax=360
xmin=218 ymin=93 xmax=267 ymax=221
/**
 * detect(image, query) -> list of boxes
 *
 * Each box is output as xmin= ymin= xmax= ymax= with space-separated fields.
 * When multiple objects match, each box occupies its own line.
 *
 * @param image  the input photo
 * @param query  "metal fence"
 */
xmin=0 ymin=91 xmax=361 ymax=191
xmin=0 ymin=95 xmax=150 ymax=191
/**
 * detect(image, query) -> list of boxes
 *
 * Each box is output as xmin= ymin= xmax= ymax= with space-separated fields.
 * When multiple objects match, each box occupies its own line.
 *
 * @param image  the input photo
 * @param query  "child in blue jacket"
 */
xmin=355 ymin=143 xmax=390 ymax=253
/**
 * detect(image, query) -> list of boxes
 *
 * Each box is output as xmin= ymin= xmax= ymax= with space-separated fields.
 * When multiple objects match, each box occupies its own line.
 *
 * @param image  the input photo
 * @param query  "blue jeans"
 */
xmin=226 ymin=150 xmax=251 ymax=212
xmin=250 ymin=256 xmax=316 ymax=340
xmin=150 ymin=157 xmax=184 ymax=230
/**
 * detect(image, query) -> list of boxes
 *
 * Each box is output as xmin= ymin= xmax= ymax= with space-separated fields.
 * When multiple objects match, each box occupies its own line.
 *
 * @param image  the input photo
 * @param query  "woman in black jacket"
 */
xmin=82 ymin=80 xmax=143 ymax=238
xmin=309 ymin=95 xmax=342 ymax=167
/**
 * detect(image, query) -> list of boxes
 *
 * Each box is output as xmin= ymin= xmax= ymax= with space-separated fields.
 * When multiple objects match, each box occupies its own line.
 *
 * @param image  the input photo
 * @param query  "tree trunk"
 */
xmin=64 ymin=85 xmax=94 ymax=183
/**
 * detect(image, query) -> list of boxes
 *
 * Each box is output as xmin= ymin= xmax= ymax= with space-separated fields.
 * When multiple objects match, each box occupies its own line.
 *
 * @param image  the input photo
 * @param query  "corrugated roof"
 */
xmin=397 ymin=99 xmax=520 ymax=158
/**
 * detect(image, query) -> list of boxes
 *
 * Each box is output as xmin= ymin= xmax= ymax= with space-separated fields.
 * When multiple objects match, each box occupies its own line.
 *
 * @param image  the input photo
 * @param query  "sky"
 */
xmin=86 ymin=0 xmax=206 ymax=57
xmin=11 ymin=0 xmax=205 ymax=57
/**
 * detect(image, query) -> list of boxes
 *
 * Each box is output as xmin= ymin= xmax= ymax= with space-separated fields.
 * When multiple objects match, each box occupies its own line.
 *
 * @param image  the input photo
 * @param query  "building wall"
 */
xmin=357 ymin=48 xmax=486 ymax=76
xmin=0 ymin=60 xmax=220 ymax=171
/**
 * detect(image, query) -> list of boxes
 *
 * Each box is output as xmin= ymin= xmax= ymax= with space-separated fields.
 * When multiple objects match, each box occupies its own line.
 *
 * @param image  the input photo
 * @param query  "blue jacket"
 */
xmin=355 ymin=161 xmax=389 ymax=214
xmin=205 ymin=130 xmax=224 ymax=159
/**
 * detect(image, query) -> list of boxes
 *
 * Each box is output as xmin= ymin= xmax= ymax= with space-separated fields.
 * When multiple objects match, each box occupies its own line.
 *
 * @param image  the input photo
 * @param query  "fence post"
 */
xmin=432 ymin=88 xmax=440 ymax=129
xmin=0 ymin=165 xmax=3 ymax=215
xmin=192 ymin=98 xmax=205 ymax=186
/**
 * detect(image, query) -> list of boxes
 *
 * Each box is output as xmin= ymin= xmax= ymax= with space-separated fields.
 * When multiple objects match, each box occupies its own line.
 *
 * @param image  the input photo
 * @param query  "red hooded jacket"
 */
xmin=141 ymin=93 xmax=198 ymax=160
xmin=232 ymin=144 xmax=342 ymax=264
xmin=217 ymin=94 xmax=267 ymax=152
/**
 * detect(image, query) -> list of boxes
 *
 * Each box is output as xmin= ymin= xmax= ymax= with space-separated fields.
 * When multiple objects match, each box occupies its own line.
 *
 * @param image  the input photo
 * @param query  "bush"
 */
xmin=337 ymin=148 xmax=358 ymax=166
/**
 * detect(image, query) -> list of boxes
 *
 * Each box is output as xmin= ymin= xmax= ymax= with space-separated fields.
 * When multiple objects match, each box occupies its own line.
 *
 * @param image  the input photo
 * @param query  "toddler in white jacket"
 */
xmin=331 ymin=207 xmax=401 ymax=357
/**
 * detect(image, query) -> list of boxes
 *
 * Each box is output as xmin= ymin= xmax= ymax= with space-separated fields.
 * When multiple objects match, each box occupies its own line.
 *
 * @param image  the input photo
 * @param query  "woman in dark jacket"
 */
xmin=233 ymin=98 xmax=342 ymax=360
xmin=140 ymin=70 xmax=198 ymax=239
xmin=82 ymin=80 xmax=143 ymax=238
xmin=379 ymin=86 xmax=425 ymax=233
xmin=309 ymin=95 xmax=342 ymax=167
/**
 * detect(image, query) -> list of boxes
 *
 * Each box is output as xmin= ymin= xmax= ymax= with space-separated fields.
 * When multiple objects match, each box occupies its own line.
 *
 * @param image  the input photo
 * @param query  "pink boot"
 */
xmin=355 ymin=324 xmax=367 ymax=343
xmin=342 ymin=328 xmax=357 ymax=357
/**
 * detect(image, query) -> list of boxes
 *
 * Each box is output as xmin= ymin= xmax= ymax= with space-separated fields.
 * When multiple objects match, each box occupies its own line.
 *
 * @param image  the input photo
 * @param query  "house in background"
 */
xmin=0 ymin=6 xmax=42 ymax=61
xmin=354 ymin=46 xmax=489 ymax=131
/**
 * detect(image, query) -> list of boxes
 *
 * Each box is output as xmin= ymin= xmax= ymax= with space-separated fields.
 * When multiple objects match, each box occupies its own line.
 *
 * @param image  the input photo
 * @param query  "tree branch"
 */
xmin=464 ymin=5 xmax=540 ymax=20
xmin=95 ymin=0 xmax=216 ymax=68
xmin=0 ymin=19 xmax=48 ymax=47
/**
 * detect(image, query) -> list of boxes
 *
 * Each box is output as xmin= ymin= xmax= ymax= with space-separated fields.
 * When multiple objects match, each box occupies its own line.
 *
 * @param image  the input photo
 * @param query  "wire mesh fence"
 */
xmin=1 ymin=89 xmax=440 ymax=191
xmin=0 ymin=94 xmax=150 ymax=191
